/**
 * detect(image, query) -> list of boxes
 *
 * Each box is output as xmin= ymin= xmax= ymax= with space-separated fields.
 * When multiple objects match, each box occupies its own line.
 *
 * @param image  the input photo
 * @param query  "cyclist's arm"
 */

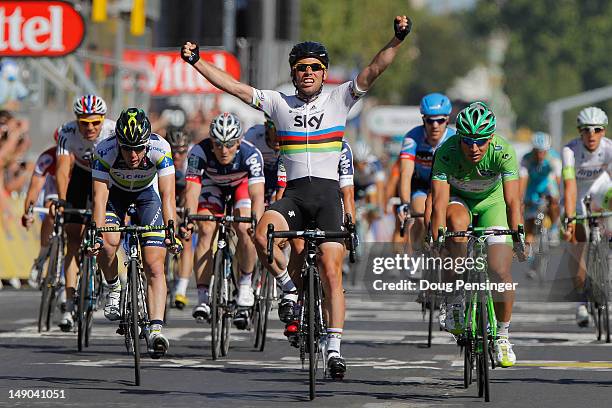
xmin=183 ymin=180 xmax=200 ymax=217
xmin=92 ymin=177 xmax=110 ymax=228
xmin=158 ymin=173 xmax=177 ymax=226
xmin=430 ymin=179 xmax=449 ymax=241
xmin=503 ymin=178 xmax=523 ymax=232
xmin=355 ymin=19 xmax=407 ymax=92
xmin=183 ymin=44 xmax=253 ymax=104
xmin=248 ymin=182 xmax=265 ymax=222
xmin=518 ymin=165 xmax=528 ymax=202
xmin=275 ymin=186 xmax=285 ymax=201
xmin=55 ymin=153 xmax=73 ymax=201
xmin=399 ymin=159 xmax=414 ymax=204
xmin=23 ymin=173 xmax=46 ymax=213
xmin=342 ymin=185 xmax=356 ymax=223
xmin=561 ymin=146 xmax=577 ymax=219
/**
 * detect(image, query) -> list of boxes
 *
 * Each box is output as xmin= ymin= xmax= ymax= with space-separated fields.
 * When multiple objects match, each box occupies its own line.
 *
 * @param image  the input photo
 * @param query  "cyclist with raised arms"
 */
xmin=55 ymin=95 xmax=115 ymax=331
xmin=182 ymin=14 xmax=412 ymax=378
xmin=181 ymin=113 xmax=265 ymax=329
xmin=519 ymin=131 xmax=561 ymax=264
xmin=561 ymin=106 xmax=612 ymax=327
xmin=165 ymin=128 xmax=194 ymax=309
xmin=430 ymin=102 xmax=526 ymax=368
xmin=244 ymin=114 xmax=280 ymax=204
xmin=398 ymin=93 xmax=455 ymax=250
xmin=90 ymin=108 xmax=180 ymax=358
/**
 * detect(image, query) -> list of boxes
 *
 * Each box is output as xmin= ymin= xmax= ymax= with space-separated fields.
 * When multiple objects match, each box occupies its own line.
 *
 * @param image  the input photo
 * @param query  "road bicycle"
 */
xmin=266 ymin=216 xmax=356 ymax=400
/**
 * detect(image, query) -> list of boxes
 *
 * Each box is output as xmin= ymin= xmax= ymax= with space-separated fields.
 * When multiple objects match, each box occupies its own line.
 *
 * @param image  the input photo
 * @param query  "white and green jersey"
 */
xmin=431 ymin=134 xmax=519 ymax=201
xmin=92 ymin=134 xmax=175 ymax=192
xmin=562 ymin=137 xmax=612 ymax=214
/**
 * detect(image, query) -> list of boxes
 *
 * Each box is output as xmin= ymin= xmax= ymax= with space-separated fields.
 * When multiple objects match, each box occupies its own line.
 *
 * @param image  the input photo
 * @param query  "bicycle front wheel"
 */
xmin=259 ymin=269 xmax=273 ymax=352
xmin=477 ymin=299 xmax=490 ymax=402
xmin=38 ymin=238 xmax=60 ymax=333
xmin=129 ymin=260 xmax=141 ymax=386
xmin=77 ymin=255 xmax=90 ymax=351
xmin=210 ymin=251 xmax=223 ymax=360
xmin=307 ymin=265 xmax=317 ymax=401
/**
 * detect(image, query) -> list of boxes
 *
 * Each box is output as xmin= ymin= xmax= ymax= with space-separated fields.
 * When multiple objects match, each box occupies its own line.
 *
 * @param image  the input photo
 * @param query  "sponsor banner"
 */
xmin=0 ymin=1 xmax=85 ymax=57
xmin=123 ymin=49 xmax=241 ymax=96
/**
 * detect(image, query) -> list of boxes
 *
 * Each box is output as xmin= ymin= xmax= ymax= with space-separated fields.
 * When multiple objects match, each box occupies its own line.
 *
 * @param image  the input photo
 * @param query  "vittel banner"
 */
xmin=0 ymin=1 xmax=85 ymax=57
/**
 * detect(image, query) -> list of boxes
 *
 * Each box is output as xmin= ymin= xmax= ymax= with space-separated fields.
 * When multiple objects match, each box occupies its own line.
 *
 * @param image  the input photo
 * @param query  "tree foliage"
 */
xmin=300 ymin=1 xmax=484 ymax=104
xmin=471 ymin=0 xmax=612 ymax=130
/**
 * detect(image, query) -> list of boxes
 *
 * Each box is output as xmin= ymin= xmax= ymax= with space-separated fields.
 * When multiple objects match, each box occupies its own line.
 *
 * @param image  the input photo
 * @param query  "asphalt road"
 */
xmin=1 ymin=285 xmax=611 ymax=408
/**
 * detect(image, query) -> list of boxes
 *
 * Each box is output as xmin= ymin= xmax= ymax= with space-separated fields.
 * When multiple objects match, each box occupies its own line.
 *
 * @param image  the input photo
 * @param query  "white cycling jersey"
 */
xmin=250 ymin=78 xmax=366 ymax=183
xmin=56 ymin=119 xmax=115 ymax=171
xmin=92 ymin=134 xmax=175 ymax=192
xmin=562 ymin=137 xmax=612 ymax=214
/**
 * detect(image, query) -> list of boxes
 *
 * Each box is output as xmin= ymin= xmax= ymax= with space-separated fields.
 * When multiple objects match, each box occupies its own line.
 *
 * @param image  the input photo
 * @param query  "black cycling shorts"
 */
xmin=65 ymin=165 xmax=92 ymax=224
xmin=269 ymin=177 xmax=344 ymax=243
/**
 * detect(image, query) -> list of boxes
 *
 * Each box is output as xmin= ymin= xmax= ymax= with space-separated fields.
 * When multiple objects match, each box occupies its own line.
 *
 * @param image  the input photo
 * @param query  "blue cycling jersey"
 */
xmin=520 ymin=149 xmax=561 ymax=203
xmin=399 ymin=125 xmax=455 ymax=182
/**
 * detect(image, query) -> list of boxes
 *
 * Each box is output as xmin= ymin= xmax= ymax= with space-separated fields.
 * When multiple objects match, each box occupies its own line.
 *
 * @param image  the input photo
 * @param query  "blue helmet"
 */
xmin=420 ymin=93 xmax=452 ymax=116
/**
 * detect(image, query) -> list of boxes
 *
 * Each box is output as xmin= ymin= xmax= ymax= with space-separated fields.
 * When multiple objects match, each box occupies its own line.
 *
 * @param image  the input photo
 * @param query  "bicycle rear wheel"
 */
xmin=85 ymin=261 xmax=101 ymax=348
xmin=259 ymin=270 xmax=273 ymax=352
xmin=221 ymin=261 xmax=233 ymax=357
xmin=210 ymin=252 xmax=223 ymax=360
xmin=129 ymin=260 xmax=141 ymax=386
xmin=38 ymin=238 xmax=61 ymax=333
xmin=427 ymin=291 xmax=436 ymax=348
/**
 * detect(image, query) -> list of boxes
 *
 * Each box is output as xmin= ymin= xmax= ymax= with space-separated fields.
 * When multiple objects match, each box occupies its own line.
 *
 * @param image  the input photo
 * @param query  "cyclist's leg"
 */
xmin=173 ymin=232 xmax=193 ymax=308
xmin=192 ymin=182 xmax=220 ymax=319
xmin=233 ymin=179 xmax=257 ymax=308
xmin=98 ymin=191 xmax=124 ymax=321
xmin=443 ymin=197 xmax=471 ymax=334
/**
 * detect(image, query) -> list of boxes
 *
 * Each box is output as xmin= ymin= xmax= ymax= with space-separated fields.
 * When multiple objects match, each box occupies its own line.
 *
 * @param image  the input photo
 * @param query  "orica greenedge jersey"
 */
xmin=92 ymin=134 xmax=175 ymax=191
xmin=431 ymin=134 xmax=519 ymax=201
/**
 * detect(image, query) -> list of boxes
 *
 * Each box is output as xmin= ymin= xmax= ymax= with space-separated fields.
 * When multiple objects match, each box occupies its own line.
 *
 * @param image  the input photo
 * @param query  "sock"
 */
xmin=239 ymin=271 xmax=253 ymax=286
xmin=327 ymin=328 xmax=343 ymax=355
xmin=175 ymin=277 xmax=189 ymax=296
xmin=197 ymin=285 xmax=209 ymax=305
xmin=276 ymin=270 xmax=296 ymax=293
xmin=107 ymin=276 xmax=120 ymax=289
xmin=497 ymin=321 xmax=510 ymax=338
xmin=150 ymin=320 xmax=164 ymax=332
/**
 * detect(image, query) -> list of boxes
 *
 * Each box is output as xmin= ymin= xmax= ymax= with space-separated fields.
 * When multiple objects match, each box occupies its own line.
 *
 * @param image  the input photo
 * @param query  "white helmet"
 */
xmin=577 ymin=106 xmax=608 ymax=127
xmin=73 ymin=94 xmax=107 ymax=115
xmin=209 ymin=112 xmax=242 ymax=143
xmin=531 ymin=131 xmax=551 ymax=151
xmin=353 ymin=141 xmax=372 ymax=162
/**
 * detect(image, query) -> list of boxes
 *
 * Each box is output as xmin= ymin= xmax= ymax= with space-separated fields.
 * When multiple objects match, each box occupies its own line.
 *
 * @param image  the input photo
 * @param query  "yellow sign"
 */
xmin=92 ymin=0 xmax=107 ymax=23
xmin=130 ymin=0 xmax=146 ymax=37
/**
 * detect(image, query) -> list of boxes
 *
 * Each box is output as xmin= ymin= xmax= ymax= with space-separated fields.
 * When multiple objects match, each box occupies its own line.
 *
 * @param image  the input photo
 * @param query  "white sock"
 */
xmin=239 ymin=272 xmax=253 ymax=286
xmin=197 ymin=286 xmax=209 ymax=305
xmin=327 ymin=328 xmax=343 ymax=355
xmin=276 ymin=270 xmax=296 ymax=293
xmin=497 ymin=321 xmax=510 ymax=338
xmin=175 ymin=277 xmax=189 ymax=296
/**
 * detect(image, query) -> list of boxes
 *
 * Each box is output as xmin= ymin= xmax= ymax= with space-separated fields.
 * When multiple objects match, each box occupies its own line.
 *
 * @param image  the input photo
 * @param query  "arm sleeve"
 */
xmin=399 ymin=134 xmax=416 ymax=160
xmin=245 ymin=150 xmax=266 ymax=185
xmin=277 ymin=158 xmax=286 ymax=188
xmin=500 ymin=145 xmax=520 ymax=182
xmin=185 ymin=146 xmax=205 ymax=184
xmin=91 ymin=150 xmax=111 ymax=182
xmin=56 ymin=126 xmax=70 ymax=156
xmin=250 ymin=88 xmax=279 ymax=117
xmin=430 ymin=150 xmax=450 ymax=182
xmin=561 ymin=145 xmax=576 ymax=180
xmin=338 ymin=142 xmax=354 ymax=188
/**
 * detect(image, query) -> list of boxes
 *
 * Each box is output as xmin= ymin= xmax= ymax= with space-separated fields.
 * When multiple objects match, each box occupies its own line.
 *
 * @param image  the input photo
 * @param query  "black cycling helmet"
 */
xmin=115 ymin=107 xmax=151 ymax=147
xmin=166 ymin=128 xmax=190 ymax=148
xmin=289 ymin=41 xmax=329 ymax=68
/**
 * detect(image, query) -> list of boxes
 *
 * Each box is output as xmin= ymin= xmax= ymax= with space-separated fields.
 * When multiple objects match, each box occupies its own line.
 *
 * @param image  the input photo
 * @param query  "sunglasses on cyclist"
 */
xmin=293 ymin=63 xmax=326 ymax=72
xmin=425 ymin=117 xmax=448 ymax=125
xmin=213 ymin=140 xmax=238 ymax=149
xmin=120 ymin=144 xmax=146 ymax=153
xmin=579 ymin=125 xmax=605 ymax=133
xmin=78 ymin=118 xmax=103 ymax=126
xmin=460 ymin=135 xmax=491 ymax=147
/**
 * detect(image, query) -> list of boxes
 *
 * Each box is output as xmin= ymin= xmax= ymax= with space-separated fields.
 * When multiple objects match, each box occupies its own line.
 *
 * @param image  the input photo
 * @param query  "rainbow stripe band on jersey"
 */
xmin=278 ymin=126 xmax=344 ymax=155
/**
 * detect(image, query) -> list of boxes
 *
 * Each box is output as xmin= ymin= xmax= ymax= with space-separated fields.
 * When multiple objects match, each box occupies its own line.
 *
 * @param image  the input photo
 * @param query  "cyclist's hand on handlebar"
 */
xmin=396 ymin=203 xmax=410 ymax=222
xmin=21 ymin=213 xmax=34 ymax=229
xmin=179 ymin=222 xmax=194 ymax=240
xmin=88 ymin=236 xmax=104 ymax=256
xmin=562 ymin=222 xmax=575 ymax=242
xmin=513 ymin=241 xmax=529 ymax=262
xmin=165 ymin=236 xmax=183 ymax=255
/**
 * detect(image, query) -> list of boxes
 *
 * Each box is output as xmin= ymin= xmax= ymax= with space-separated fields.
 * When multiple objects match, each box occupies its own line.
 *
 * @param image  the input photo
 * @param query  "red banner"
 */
xmin=123 ymin=49 xmax=241 ymax=96
xmin=0 ymin=1 xmax=85 ymax=57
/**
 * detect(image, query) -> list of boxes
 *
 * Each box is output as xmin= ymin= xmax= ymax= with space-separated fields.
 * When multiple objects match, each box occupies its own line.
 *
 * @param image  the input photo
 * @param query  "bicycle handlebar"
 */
xmin=564 ymin=211 xmax=612 ymax=225
xmin=399 ymin=211 xmax=424 ymax=238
